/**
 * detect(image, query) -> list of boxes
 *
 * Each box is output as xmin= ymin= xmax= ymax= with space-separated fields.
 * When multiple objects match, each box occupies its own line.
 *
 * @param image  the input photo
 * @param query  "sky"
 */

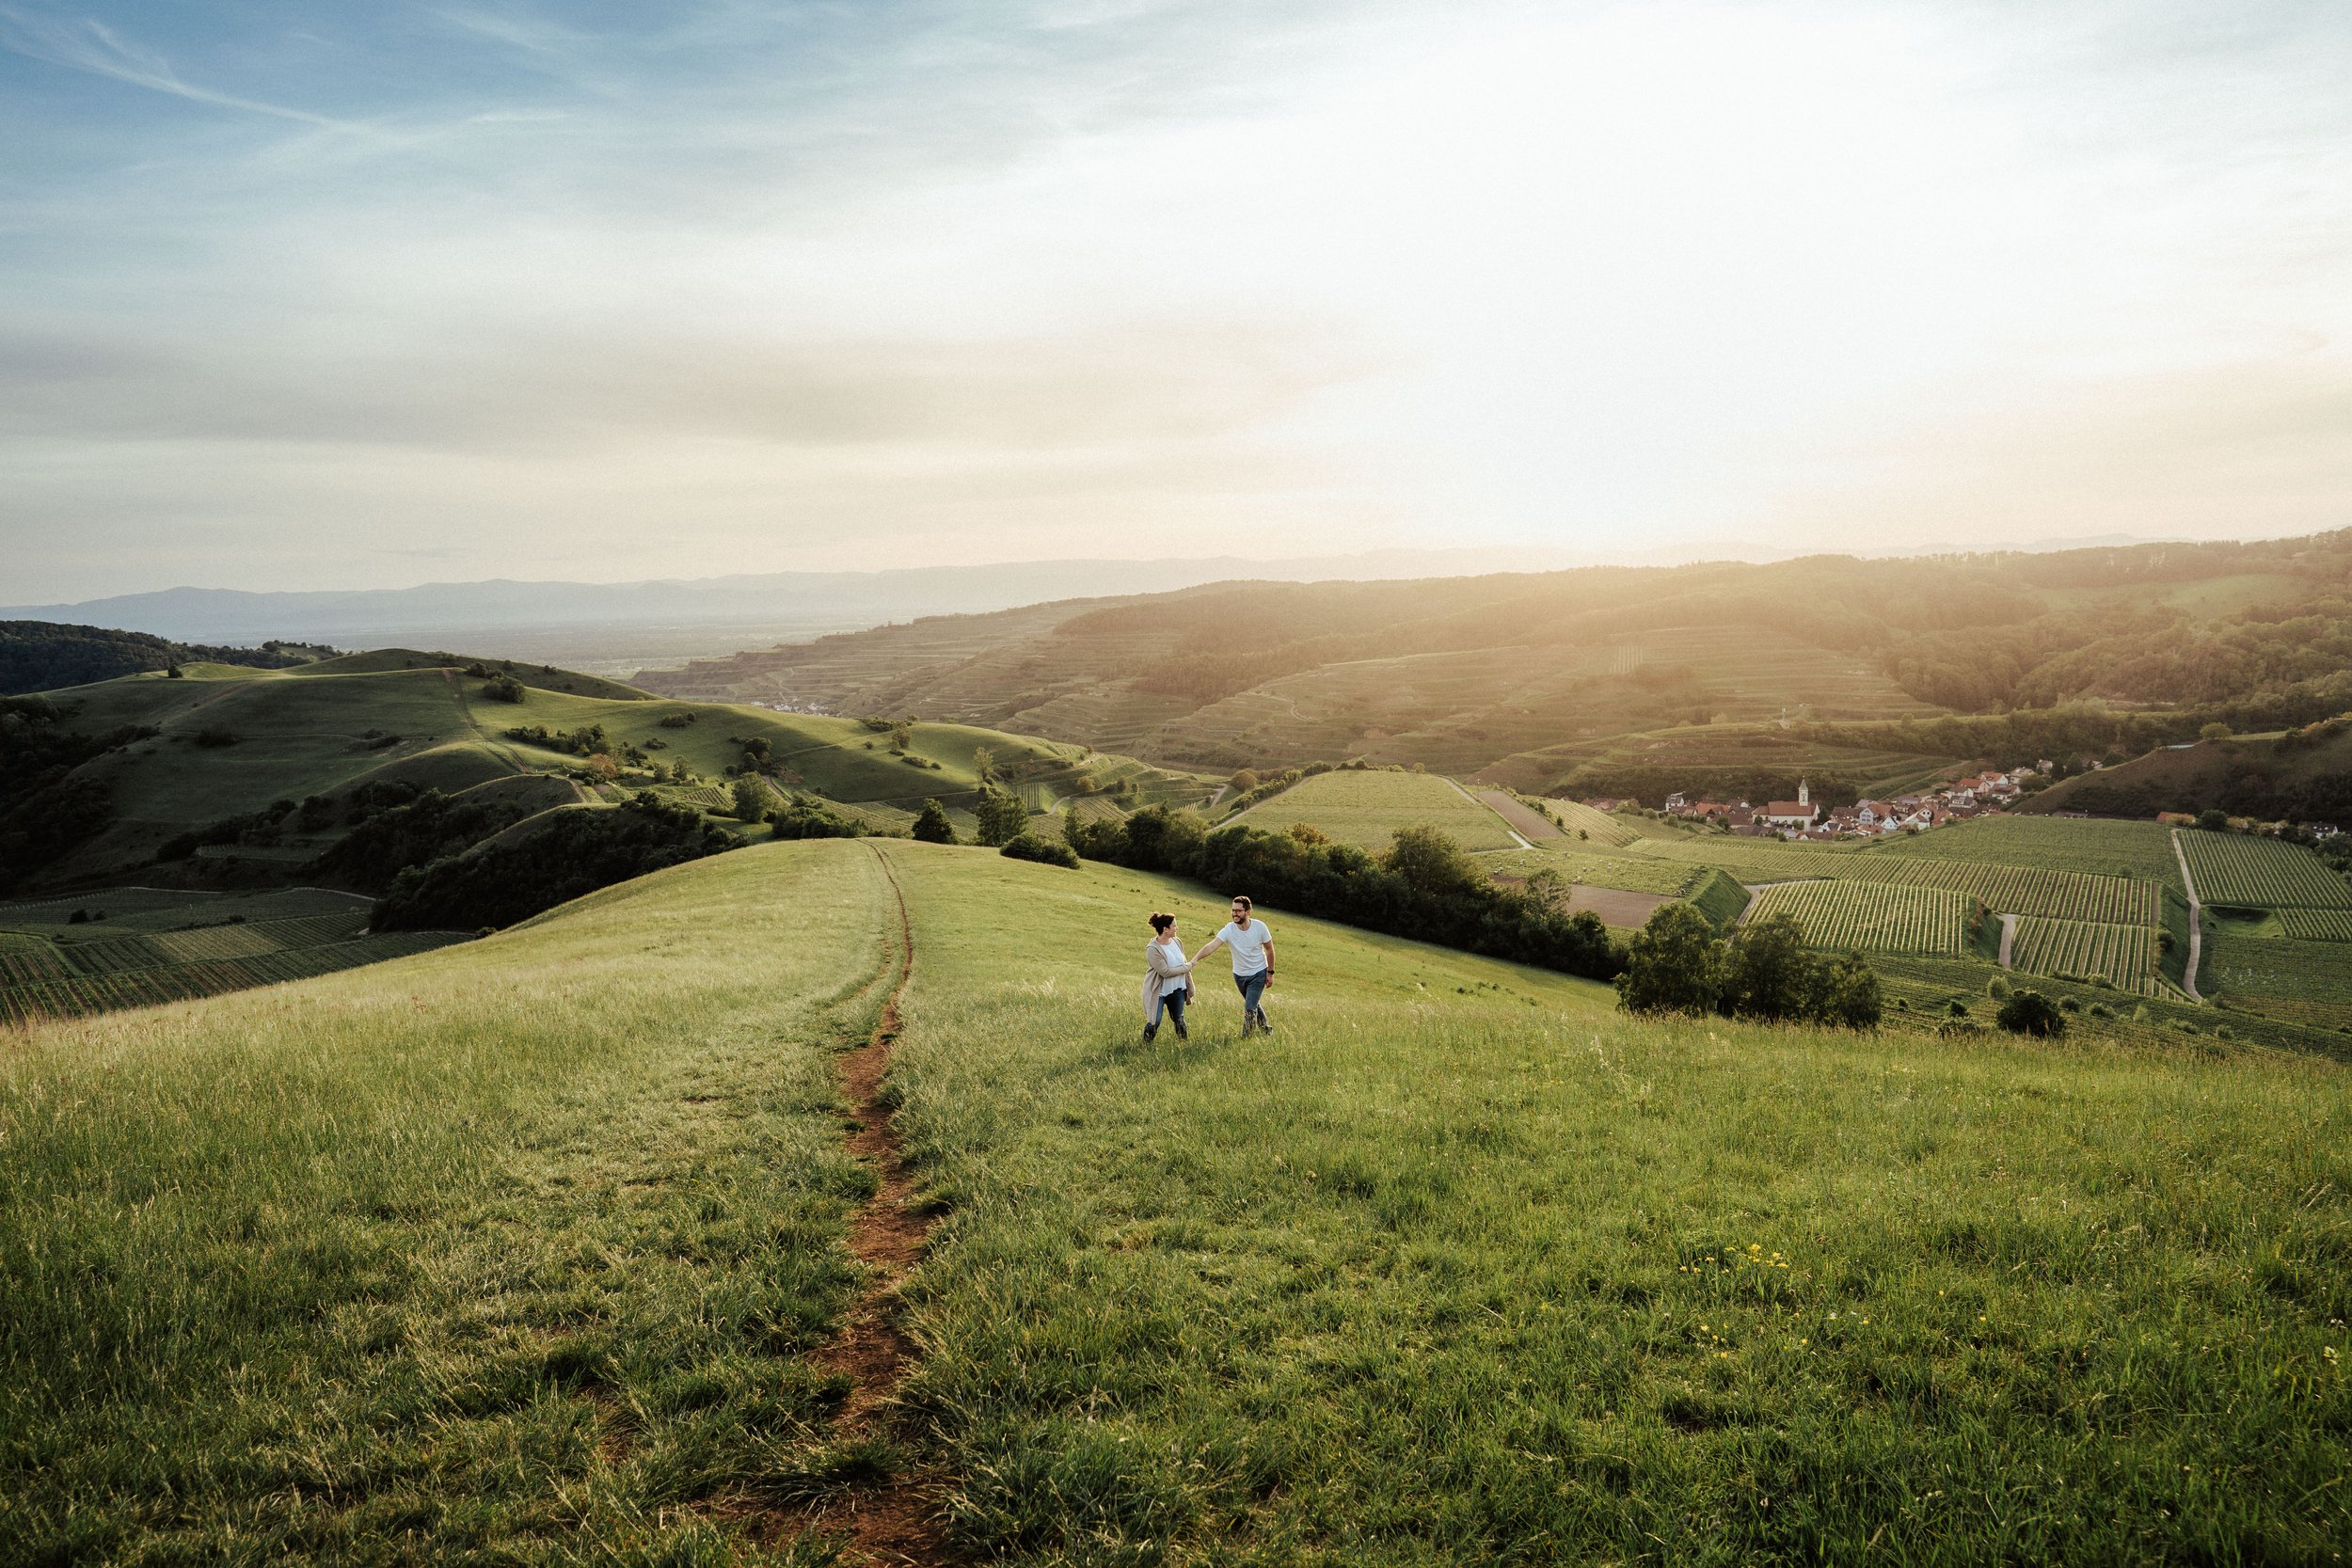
xmin=4 ymin=0 xmax=2350 ymax=599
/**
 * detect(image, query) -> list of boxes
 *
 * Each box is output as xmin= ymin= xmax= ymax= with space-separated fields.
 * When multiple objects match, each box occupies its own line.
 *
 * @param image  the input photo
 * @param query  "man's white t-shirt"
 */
xmin=1216 ymin=918 xmax=1273 ymax=975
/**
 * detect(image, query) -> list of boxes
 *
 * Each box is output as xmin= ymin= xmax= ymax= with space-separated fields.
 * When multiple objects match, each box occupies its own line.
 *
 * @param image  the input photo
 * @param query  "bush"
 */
xmin=1001 ymin=833 xmax=1078 ymax=869
xmin=912 ymin=800 xmax=958 ymax=845
xmin=768 ymin=797 xmax=867 ymax=840
xmin=1995 ymin=990 xmax=2066 ymax=1038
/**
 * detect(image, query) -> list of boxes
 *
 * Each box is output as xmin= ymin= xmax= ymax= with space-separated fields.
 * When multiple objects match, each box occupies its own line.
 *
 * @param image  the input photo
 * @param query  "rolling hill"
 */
xmin=0 ymin=649 xmax=1210 ymax=901
xmin=636 ymin=531 xmax=2352 ymax=801
xmin=3 ymin=840 xmax=2344 ymax=1563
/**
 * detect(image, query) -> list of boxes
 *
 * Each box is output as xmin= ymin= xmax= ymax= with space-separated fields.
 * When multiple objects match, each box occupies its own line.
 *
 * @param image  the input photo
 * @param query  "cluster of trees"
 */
xmin=375 ymin=794 xmax=738 ymax=931
xmin=503 ymin=722 xmax=649 ymax=769
xmin=1063 ymin=807 xmax=1623 ymax=979
xmin=0 ymin=696 xmax=157 ymax=890
xmin=0 ymin=621 xmax=332 ymax=696
xmin=1616 ymin=905 xmax=1883 ymax=1029
xmin=310 ymin=788 xmax=546 ymax=893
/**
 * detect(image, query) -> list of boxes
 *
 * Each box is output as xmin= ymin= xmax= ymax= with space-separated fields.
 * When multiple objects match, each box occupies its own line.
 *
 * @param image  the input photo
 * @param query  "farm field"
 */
xmin=4 ymin=842 xmax=2349 ymax=1561
xmin=2279 ymin=909 xmax=2352 ymax=942
xmin=1232 ymin=769 xmax=1520 ymax=852
xmin=0 ymin=887 xmax=453 ymax=1025
xmin=1743 ymin=879 xmax=1976 ymax=955
xmin=1871 ymin=816 xmax=2184 ymax=888
xmin=2009 ymin=916 xmax=2163 ymax=993
xmin=2205 ymin=933 xmax=2352 ymax=1007
xmin=2179 ymin=830 xmax=2352 ymax=910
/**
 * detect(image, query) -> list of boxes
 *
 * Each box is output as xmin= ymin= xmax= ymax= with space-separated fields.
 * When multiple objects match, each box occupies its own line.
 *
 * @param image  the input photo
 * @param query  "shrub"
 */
xmin=1001 ymin=833 xmax=1078 ymax=869
xmin=1995 ymin=990 xmax=2066 ymax=1038
xmin=912 ymin=800 xmax=958 ymax=845
xmin=768 ymin=797 xmax=867 ymax=840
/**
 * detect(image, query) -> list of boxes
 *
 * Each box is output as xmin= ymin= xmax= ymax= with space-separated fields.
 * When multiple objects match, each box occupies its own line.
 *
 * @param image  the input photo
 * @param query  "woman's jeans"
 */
xmin=1234 ymin=970 xmax=1270 ymax=1028
xmin=1144 ymin=987 xmax=1188 ymax=1038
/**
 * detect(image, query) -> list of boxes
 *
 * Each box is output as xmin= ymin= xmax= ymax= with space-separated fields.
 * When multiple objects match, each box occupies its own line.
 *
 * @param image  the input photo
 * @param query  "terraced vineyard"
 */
xmin=2180 ymin=832 xmax=2352 ymax=909
xmin=1745 ymin=880 xmax=1975 ymax=955
xmin=2278 ymin=909 xmax=2352 ymax=942
xmin=0 ymin=889 xmax=465 ymax=1026
xmin=2009 ymin=917 xmax=2163 ymax=992
xmin=1872 ymin=860 xmax=2157 ymax=924
xmin=1872 ymin=816 xmax=2183 ymax=886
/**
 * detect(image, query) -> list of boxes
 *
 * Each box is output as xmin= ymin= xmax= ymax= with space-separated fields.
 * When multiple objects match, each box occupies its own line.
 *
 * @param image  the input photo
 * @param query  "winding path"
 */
xmin=796 ymin=845 xmax=953 ymax=1565
xmin=2170 ymin=830 xmax=2204 ymax=1002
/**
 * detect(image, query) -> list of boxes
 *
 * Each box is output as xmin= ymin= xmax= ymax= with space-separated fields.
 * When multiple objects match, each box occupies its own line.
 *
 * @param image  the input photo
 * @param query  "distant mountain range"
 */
xmin=2 ymin=536 xmax=2185 ymax=669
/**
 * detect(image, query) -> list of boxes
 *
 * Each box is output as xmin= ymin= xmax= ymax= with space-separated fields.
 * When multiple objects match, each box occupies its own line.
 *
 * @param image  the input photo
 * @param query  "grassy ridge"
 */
xmin=881 ymin=847 xmax=2352 ymax=1563
xmin=0 ymin=843 xmax=901 ymax=1562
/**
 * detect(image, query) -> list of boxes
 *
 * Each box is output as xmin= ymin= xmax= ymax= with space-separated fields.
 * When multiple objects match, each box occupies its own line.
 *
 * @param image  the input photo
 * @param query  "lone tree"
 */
xmin=974 ymin=786 xmax=1029 ymax=847
xmin=1615 ymin=902 xmax=1724 ymax=1016
xmin=1995 ymin=989 xmax=2067 ymax=1038
xmin=912 ymin=799 xmax=958 ymax=844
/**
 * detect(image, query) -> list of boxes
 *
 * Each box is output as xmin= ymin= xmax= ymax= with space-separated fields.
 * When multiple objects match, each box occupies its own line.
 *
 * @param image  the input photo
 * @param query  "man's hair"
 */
xmin=1230 ymin=895 xmax=1253 ymax=912
xmin=1148 ymin=911 xmax=1176 ymax=933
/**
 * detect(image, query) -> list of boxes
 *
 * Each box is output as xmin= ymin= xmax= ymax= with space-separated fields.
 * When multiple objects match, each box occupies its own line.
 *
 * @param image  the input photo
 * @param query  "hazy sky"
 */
xmin=5 ymin=0 xmax=2350 ymax=598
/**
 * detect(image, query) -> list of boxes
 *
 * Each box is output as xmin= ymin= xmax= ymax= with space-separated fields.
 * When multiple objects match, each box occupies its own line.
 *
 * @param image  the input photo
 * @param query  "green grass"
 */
xmin=1743 ymin=880 xmax=1976 ymax=956
xmin=8 ymin=844 xmax=2352 ymax=1562
xmin=2181 ymin=831 xmax=2352 ymax=911
xmin=1232 ymin=770 xmax=1520 ymax=853
xmin=880 ymin=848 xmax=2352 ymax=1563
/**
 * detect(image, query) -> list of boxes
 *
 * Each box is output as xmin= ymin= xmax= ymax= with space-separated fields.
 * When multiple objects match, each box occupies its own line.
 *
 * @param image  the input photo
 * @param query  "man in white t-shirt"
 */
xmin=1191 ymin=894 xmax=1277 ymax=1036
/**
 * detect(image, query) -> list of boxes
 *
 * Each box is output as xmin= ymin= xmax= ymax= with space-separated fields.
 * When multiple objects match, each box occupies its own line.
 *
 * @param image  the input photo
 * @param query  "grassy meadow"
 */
xmin=4 ymin=841 xmax=2349 ymax=1564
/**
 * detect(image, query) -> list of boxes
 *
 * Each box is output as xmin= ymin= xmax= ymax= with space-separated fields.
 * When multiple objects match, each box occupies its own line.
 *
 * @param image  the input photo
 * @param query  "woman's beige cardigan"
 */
xmin=1141 ymin=940 xmax=1195 ymax=1015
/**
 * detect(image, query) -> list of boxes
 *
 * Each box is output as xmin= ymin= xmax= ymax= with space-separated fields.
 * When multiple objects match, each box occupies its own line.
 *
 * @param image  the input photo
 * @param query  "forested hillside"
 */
xmin=0 ymin=620 xmax=335 ymax=694
xmin=637 ymin=531 xmax=2352 ymax=799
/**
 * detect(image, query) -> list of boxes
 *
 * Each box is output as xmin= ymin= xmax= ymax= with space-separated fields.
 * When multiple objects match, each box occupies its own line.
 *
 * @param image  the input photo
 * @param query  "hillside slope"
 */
xmin=636 ymin=531 xmax=2352 ymax=797
xmin=4 ymin=652 xmax=1206 ymax=896
xmin=3 ymin=842 xmax=2344 ymax=1562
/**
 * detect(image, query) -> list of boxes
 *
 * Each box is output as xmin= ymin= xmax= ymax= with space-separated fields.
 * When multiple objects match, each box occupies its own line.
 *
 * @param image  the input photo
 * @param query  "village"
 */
xmin=1589 ymin=765 xmax=2049 ymax=841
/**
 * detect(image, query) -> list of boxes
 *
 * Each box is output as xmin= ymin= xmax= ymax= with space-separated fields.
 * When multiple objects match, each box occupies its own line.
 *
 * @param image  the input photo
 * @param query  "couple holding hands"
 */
xmin=1138 ymin=895 xmax=1274 ymax=1042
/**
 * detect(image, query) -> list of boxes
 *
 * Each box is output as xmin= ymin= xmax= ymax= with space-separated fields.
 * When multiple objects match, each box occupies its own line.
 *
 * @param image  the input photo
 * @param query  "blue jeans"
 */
xmin=1145 ymin=986 xmax=1187 ymax=1037
xmin=1234 ymin=970 xmax=1270 ymax=1026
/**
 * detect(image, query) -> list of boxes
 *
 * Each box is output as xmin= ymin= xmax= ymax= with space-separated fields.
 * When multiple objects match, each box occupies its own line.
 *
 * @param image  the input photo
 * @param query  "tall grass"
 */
xmin=878 ymin=847 xmax=2352 ymax=1564
xmin=0 ymin=843 xmax=895 ymax=1565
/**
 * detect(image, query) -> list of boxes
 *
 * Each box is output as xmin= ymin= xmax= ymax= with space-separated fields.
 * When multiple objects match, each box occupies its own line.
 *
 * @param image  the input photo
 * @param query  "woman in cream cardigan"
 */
xmin=1140 ymin=911 xmax=1195 ymax=1042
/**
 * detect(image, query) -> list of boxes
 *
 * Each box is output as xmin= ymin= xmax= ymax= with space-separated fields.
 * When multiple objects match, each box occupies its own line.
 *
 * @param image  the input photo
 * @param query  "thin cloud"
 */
xmin=0 ymin=3 xmax=353 ymax=126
